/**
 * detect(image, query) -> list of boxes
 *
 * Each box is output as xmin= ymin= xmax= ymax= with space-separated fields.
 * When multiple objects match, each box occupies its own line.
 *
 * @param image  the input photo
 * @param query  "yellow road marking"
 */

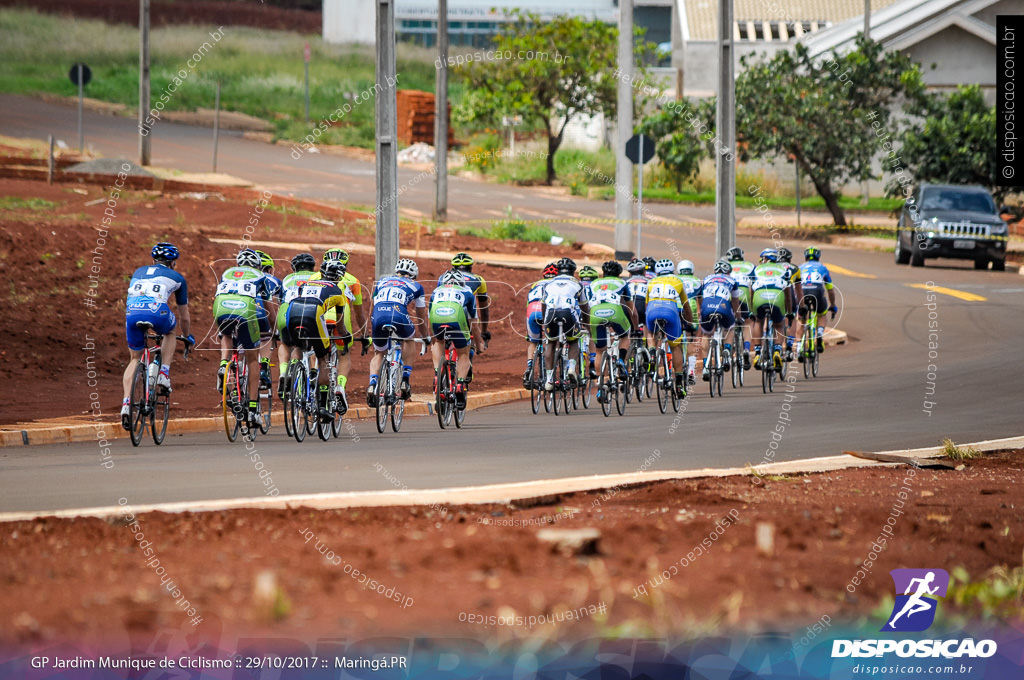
xmin=826 ymin=264 xmax=876 ymax=279
xmin=906 ymin=283 xmax=987 ymax=302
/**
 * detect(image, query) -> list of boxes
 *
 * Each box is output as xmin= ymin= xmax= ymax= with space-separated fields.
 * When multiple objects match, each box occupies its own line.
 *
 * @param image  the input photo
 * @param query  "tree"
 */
xmin=895 ymin=84 xmax=1023 ymax=202
xmin=637 ymin=106 xmax=708 ymax=192
xmin=459 ymin=11 xmax=648 ymax=185
xmin=735 ymin=37 xmax=925 ymax=226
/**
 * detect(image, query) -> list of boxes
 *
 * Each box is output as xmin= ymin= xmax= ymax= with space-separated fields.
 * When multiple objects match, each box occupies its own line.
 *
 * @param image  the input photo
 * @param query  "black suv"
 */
xmin=895 ymin=184 xmax=1008 ymax=270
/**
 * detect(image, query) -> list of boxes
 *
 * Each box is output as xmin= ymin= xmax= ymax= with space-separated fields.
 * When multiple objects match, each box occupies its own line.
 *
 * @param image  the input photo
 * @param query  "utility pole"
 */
xmin=139 ymin=0 xmax=151 ymax=166
xmin=715 ymin=0 xmax=735 ymax=258
xmin=433 ymin=0 xmax=448 ymax=222
xmin=864 ymin=0 xmax=871 ymax=39
xmin=375 ymin=0 xmax=400 ymax=279
xmin=614 ymin=0 xmax=634 ymax=260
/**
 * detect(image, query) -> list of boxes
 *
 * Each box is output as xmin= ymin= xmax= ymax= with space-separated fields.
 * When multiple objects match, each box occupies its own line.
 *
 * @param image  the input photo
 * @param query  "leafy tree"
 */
xmin=458 ymin=11 xmax=651 ymax=185
xmin=735 ymin=36 xmax=925 ymax=226
xmin=637 ymin=106 xmax=708 ymax=192
xmin=895 ymin=84 xmax=1023 ymax=202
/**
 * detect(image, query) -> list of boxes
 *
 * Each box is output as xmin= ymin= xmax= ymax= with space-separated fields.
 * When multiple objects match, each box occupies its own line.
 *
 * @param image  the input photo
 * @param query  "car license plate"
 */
xmin=953 ymin=240 xmax=975 ymax=249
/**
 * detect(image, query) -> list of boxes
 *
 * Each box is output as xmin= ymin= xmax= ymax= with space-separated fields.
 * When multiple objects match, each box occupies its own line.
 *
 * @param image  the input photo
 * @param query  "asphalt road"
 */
xmin=1 ymin=247 xmax=1021 ymax=513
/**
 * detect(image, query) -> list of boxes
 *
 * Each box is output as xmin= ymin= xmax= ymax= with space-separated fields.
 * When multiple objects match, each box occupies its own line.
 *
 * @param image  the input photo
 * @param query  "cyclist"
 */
xmin=213 ymin=249 xmax=274 ymax=425
xmin=281 ymin=259 xmax=354 ymax=419
xmin=120 ymin=243 xmax=193 ymax=430
xmin=676 ymin=259 xmax=702 ymax=384
xmin=696 ymin=259 xmax=743 ymax=382
xmin=254 ymin=250 xmax=283 ymax=392
xmin=624 ymin=258 xmax=652 ymax=367
xmin=275 ymin=253 xmax=317 ymax=397
xmin=776 ymin=247 xmax=803 ymax=360
xmin=750 ymin=249 xmax=793 ymax=371
xmin=449 ymin=252 xmax=490 ymax=350
xmin=577 ymin=264 xmax=600 ymax=377
xmin=645 ymin=258 xmax=695 ymax=397
xmin=541 ymin=257 xmax=590 ymax=391
xmin=317 ymin=248 xmax=368 ymax=409
xmin=587 ymin=260 xmax=638 ymax=404
xmin=368 ymin=258 xmax=428 ymax=404
xmin=578 ymin=265 xmax=600 ymax=290
xmin=797 ymin=246 xmax=838 ymax=359
xmin=522 ymin=262 xmax=558 ymax=388
xmin=642 ymin=256 xmax=657 ymax=281
xmin=726 ymin=246 xmax=756 ymax=369
xmin=428 ymin=269 xmax=483 ymax=409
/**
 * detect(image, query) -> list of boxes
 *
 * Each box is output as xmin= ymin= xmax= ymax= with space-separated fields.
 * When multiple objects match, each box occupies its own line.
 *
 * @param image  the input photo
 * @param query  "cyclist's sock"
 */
xmin=688 ymin=356 xmax=696 ymax=372
xmin=260 ymin=357 xmax=270 ymax=366
xmin=724 ymin=343 xmax=731 ymax=351
xmin=402 ymin=365 xmax=412 ymax=379
xmin=248 ymin=400 xmax=257 ymax=410
xmin=338 ymin=374 xmax=348 ymax=389
xmin=122 ymin=397 xmax=130 ymax=406
xmin=368 ymin=374 xmax=378 ymax=386
xmin=219 ymin=359 xmax=229 ymax=368
xmin=160 ymin=364 xmax=170 ymax=376
xmin=743 ymin=341 xmax=751 ymax=352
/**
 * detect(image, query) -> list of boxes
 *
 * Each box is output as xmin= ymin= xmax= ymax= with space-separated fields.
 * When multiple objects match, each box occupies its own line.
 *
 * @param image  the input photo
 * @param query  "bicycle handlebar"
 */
xmin=177 ymin=335 xmax=194 ymax=360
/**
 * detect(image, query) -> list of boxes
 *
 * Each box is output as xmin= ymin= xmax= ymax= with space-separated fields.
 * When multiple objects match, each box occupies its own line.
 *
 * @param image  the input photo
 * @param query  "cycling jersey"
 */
xmin=645 ymin=275 xmax=687 ymax=345
xmin=586 ymin=276 xmax=632 ymax=349
xmin=370 ymin=275 xmax=426 ymax=349
xmin=309 ymin=270 xmax=363 ymax=346
xmin=125 ymin=264 xmax=188 ymax=350
xmin=751 ymin=262 xmax=791 ymax=324
xmin=441 ymin=271 xmax=487 ymax=297
xmin=276 ymin=270 xmax=316 ymax=334
xmin=213 ymin=266 xmax=271 ymax=350
xmin=697 ymin=273 xmax=740 ymax=334
xmin=728 ymin=259 xmax=756 ymax=315
xmin=283 ymin=279 xmax=353 ymax=358
xmin=625 ymin=275 xmax=650 ymax=326
xmin=542 ymin=274 xmax=585 ymax=339
xmin=677 ymin=273 xmax=702 ymax=323
xmin=525 ymin=278 xmax=547 ymax=342
xmin=429 ymin=284 xmax=477 ymax=349
xmin=799 ymin=261 xmax=833 ymax=313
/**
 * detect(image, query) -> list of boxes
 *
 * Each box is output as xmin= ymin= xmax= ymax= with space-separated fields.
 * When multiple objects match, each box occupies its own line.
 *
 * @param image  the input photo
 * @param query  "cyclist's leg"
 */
xmin=592 ymin=322 xmax=608 ymax=378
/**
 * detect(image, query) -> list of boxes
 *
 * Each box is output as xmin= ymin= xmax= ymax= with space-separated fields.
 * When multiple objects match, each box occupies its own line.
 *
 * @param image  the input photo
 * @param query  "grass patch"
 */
xmin=0 ymin=196 xmax=59 ymax=211
xmin=940 ymin=437 xmax=981 ymax=461
xmin=457 ymin=210 xmax=571 ymax=244
xmin=589 ymin=183 xmax=902 ymax=213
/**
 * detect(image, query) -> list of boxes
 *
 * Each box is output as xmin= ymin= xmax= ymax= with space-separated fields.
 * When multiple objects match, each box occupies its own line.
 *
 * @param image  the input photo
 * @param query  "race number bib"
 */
xmin=217 ymin=280 xmax=257 ymax=297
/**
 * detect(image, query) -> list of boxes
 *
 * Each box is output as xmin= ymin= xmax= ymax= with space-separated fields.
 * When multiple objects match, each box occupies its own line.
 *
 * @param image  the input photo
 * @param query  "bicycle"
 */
xmin=576 ymin=332 xmax=594 ymax=410
xmin=434 ymin=327 xmax=468 ymax=430
xmin=730 ymin=321 xmax=746 ymax=389
xmin=526 ymin=340 xmax=547 ymax=415
xmin=759 ymin=314 xmax=781 ymax=394
xmin=374 ymin=325 xmax=416 ymax=433
xmin=597 ymin=329 xmax=627 ymax=417
xmin=705 ymin=315 xmax=727 ymax=398
xmin=221 ymin=347 xmax=270 ymax=442
xmin=625 ymin=334 xmax=652 ymax=404
xmin=800 ymin=307 xmax=823 ymax=379
xmin=544 ymin=319 xmax=574 ymax=416
xmin=650 ymin=320 xmax=682 ymax=414
xmin=126 ymin=322 xmax=191 ymax=447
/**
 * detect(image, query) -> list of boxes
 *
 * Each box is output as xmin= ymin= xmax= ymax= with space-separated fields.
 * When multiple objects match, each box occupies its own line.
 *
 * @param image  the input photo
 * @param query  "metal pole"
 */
xmin=139 ymin=0 xmax=150 ymax=166
xmin=77 ymin=64 xmax=84 ymax=153
xmin=376 ymin=0 xmax=400 ymax=279
xmin=304 ymin=51 xmax=310 ymax=124
xmin=614 ymin=0 xmax=634 ymax=260
xmin=47 ymin=134 xmax=54 ymax=185
xmin=795 ymin=163 xmax=801 ymax=227
xmin=433 ymin=0 xmax=448 ymax=222
xmin=715 ymin=0 xmax=736 ymax=259
xmin=864 ymin=0 xmax=870 ymax=39
xmin=212 ymin=81 xmax=220 ymax=173
xmin=636 ymin=135 xmax=644 ymax=256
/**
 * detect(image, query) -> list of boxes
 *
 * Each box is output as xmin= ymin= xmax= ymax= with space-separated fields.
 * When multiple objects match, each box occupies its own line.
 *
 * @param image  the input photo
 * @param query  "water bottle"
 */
xmin=147 ymin=361 xmax=158 ymax=390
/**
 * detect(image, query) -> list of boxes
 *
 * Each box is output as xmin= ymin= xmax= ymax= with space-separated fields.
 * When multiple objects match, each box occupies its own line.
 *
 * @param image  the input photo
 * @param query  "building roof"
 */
xmin=682 ymin=0 xmax=902 ymax=41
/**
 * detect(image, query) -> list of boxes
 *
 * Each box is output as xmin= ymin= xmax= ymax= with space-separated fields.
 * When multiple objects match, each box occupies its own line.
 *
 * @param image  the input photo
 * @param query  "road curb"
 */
xmin=2 ymin=435 xmax=1019 ymax=523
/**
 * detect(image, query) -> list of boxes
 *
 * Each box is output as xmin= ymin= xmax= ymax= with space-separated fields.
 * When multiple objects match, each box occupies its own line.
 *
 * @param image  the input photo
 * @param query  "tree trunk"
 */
xmin=796 ymin=154 xmax=847 ymax=227
xmin=545 ymin=118 xmax=567 ymax=186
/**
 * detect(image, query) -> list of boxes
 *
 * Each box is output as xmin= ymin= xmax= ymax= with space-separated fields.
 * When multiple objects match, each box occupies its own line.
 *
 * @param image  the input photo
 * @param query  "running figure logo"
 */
xmin=882 ymin=568 xmax=950 ymax=632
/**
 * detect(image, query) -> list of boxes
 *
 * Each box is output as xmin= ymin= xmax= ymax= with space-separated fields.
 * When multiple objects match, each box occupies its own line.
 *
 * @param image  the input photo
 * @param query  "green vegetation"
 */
xmin=457 ymin=209 xmax=570 ymax=243
xmin=0 ymin=196 xmax=59 ymax=211
xmin=0 ymin=8 xmax=439 ymax=148
xmin=940 ymin=437 xmax=981 ymax=461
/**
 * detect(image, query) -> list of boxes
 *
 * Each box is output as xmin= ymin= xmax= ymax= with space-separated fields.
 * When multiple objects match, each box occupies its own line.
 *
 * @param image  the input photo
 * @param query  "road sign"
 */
xmin=69 ymin=63 xmax=92 ymax=87
xmin=625 ymin=133 xmax=655 ymax=165
xmin=304 ymin=42 xmax=311 ymax=63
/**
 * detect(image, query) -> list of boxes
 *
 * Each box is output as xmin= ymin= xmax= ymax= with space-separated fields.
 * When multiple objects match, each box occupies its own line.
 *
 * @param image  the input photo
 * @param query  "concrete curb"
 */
xmin=2 ymin=434 xmax=1018 ymax=523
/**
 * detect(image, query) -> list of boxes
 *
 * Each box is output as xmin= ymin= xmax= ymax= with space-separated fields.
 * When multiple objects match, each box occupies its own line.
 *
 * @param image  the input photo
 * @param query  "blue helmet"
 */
xmin=151 ymin=242 xmax=179 ymax=262
xmin=759 ymin=248 xmax=778 ymax=263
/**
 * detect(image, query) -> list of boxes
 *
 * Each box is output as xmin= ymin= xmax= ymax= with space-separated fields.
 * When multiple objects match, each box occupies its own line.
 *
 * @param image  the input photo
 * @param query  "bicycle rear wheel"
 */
xmin=811 ymin=328 xmax=820 ymax=377
xmin=454 ymin=366 xmax=466 ymax=428
xmin=655 ymin=349 xmax=669 ymax=413
xmin=258 ymin=378 xmax=272 ymax=435
xmin=730 ymin=343 xmax=738 ymax=388
xmin=599 ymin=355 xmax=612 ymax=417
xmin=376 ymin=364 xmax=390 ymax=433
xmin=580 ymin=361 xmax=593 ymax=409
xmin=802 ymin=325 xmax=812 ymax=379
xmin=552 ymin=353 xmax=564 ymax=415
xmin=222 ymin=362 xmax=240 ymax=443
xmin=614 ymin=359 xmax=625 ymax=417
xmin=529 ymin=349 xmax=544 ymax=414
xmin=317 ymin=390 xmax=332 ymax=441
xmin=129 ymin=362 xmax=148 ymax=447
xmin=436 ymin=366 xmax=451 ymax=429
xmin=151 ymin=385 xmax=170 ymax=445
xmin=282 ymin=364 xmax=295 ymax=437
xmin=290 ymin=363 xmax=307 ymax=443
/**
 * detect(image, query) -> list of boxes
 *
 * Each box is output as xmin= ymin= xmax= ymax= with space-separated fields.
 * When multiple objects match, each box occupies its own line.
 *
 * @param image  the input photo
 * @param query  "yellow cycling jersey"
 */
xmin=645 ymin=275 xmax=686 ymax=309
xmin=309 ymin=271 xmax=363 ymax=328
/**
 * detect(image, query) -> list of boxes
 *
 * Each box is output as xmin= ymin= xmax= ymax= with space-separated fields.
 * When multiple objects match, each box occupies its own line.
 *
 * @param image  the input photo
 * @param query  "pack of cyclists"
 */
xmin=120 ymin=241 xmax=839 ymax=433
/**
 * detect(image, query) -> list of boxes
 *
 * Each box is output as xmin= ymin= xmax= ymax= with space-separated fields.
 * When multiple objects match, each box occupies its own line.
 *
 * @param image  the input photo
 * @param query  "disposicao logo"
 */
xmin=882 ymin=568 xmax=949 ymax=632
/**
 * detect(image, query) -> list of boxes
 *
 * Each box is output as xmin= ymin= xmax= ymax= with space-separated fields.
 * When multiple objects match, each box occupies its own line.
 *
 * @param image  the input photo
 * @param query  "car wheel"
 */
xmin=910 ymin=247 xmax=925 ymax=267
xmin=974 ymin=258 xmax=988 ymax=270
xmin=992 ymin=258 xmax=1006 ymax=271
xmin=894 ymin=233 xmax=910 ymax=265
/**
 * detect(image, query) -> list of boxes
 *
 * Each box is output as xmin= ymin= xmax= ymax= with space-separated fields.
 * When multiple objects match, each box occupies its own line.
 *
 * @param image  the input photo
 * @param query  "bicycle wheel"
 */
xmin=761 ymin=340 xmax=771 ymax=394
xmin=222 ymin=362 xmax=240 ymax=443
xmin=237 ymin=366 xmax=253 ymax=440
xmin=599 ymin=355 xmax=613 ymax=417
xmin=436 ymin=366 xmax=451 ymax=429
xmin=529 ymin=350 xmax=544 ymax=414
xmin=811 ymin=326 xmax=821 ymax=377
xmin=454 ymin=364 xmax=466 ymax=428
xmin=258 ymin=376 xmax=272 ymax=435
xmin=580 ymin=359 xmax=593 ymax=409
xmin=282 ymin=365 xmax=295 ymax=437
xmin=662 ymin=348 xmax=676 ymax=414
xmin=128 ymin=361 xmax=148 ymax=447
xmin=802 ymin=327 xmax=812 ymax=379
xmin=317 ymin=389 xmax=333 ymax=441
xmin=290 ymin=363 xmax=307 ymax=443
xmin=150 ymin=383 xmax=170 ymax=445
xmin=730 ymin=343 xmax=738 ymax=389
xmin=392 ymin=363 xmax=406 ymax=432
xmin=655 ymin=349 xmax=669 ymax=413
xmin=614 ymin=358 xmax=626 ymax=417
xmin=376 ymin=362 xmax=390 ymax=434
xmin=552 ymin=353 xmax=563 ymax=415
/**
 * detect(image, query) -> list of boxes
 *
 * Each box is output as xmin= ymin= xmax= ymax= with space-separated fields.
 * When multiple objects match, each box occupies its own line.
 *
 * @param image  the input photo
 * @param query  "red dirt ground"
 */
xmin=0 ymin=176 xmax=582 ymax=425
xmin=1 ymin=450 xmax=1021 ymax=646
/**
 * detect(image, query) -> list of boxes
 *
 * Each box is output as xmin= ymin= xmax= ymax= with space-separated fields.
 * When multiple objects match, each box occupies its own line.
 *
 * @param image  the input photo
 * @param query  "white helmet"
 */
xmin=677 ymin=260 xmax=694 ymax=276
xmin=654 ymin=258 xmax=674 ymax=275
xmin=395 ymin=258 xmax=418 ymax=278
xmin=440 ymin=269 xmax=465 ymax=286
xmin=236 ymin=249 xmax=261 ymax=269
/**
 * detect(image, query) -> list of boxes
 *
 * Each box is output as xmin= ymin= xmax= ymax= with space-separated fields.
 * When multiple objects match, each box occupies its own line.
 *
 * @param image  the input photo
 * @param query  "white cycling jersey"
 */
xmin=542 ymin=275 xmax=585 ymax=311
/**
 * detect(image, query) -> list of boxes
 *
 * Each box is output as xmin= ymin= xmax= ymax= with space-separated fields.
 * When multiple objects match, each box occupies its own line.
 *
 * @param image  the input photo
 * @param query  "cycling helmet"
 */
xmin=321 ymin=259 xmax=346 ymax=281
xmin=654 ymin=258 xmax=674 ymax=275
xmin=542 ymin=263 xmax=559 ymax=279
xmin=804 ymin=246 xmax=822 ymax=261
xmin=626 ymin=257 xmax=645 ymax=274
xmin=726 ymin=246 xmax=744 ymax=261
xmin=713 ymin=259 xmax=733 ymax=275
xmin=395 ymin=258 xmax=419 ymax=278
xmin=151 ymin=242 xmax=179 ymax=263
xmin=236 ymin=249 xmax=261 ymax=269
xmin=451 ymin=252 xmax=474 ymax=268
xmin=440 ymin=269 xmax=465 ymax=286
xmin=642 ymin=256 xmax=656 ymax=272
xmin=323 ymin=247 xmax=350 ymax=265
xmin=578 ymin=265 xmax=599 ymax=281
xmin=677 ymin=260 xmax=694 ymax=276
xmin=255 ymin=249 xmax=274 ymax=271
xmin=555 ymin=257 xmax=576 ymax=275
xmin=602 ymin=260 xmax=623 ymax=277
xmin=290 ymin=252 xmax=316 ymax=271
xmin=759 ymin=248 xmax=778 ymax=263
xmin=777 ymin=247 xmax=793 ymax=263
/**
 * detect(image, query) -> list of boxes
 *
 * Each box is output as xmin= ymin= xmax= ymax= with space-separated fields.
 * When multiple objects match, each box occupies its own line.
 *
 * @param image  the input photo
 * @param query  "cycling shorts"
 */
xmin=543 ymin=308 xmax=581 ymax=341
xmin=371 ymin=307 xmax=415 ymax=350
xmin=799 ymin=286 xmax=828 ymax=316
xmin=646 ymin=302 xmax=684 ymax=347
xmin=700 ymin=298 xmax=735 ymax=334
xmin=284 ymin=301 xmax=333 ymax=359
xmin=589 ymin=320 xmax=629 ymax=350
xmin=526 ymin=310 xmax=544 ymax=342
xmin=125 ymin=306 xmax=176 ymax=351
xmin=755 ymin=302 xmax=785 ymax=325
xmin=432 ymin=321 xmax=471 ymax=349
